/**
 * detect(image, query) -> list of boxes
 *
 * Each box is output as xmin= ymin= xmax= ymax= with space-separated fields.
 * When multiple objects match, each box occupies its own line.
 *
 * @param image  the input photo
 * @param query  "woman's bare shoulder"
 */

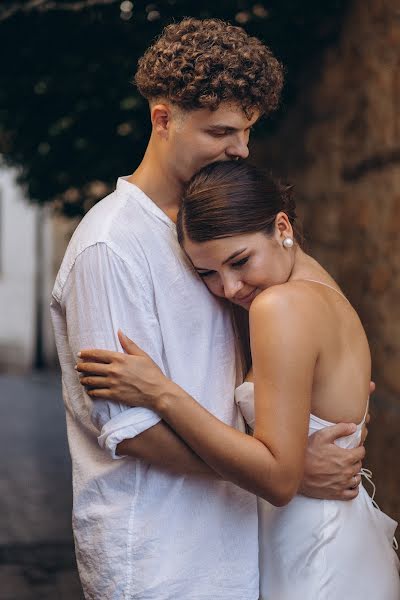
xmin=249 ymin=282 xmax=322 ymax=368
xmin=249 ymin=280 xmax=319 ymax=320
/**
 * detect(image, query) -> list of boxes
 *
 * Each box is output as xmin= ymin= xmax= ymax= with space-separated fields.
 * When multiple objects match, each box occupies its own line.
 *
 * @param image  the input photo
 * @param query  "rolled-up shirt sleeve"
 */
xmin=62 ymin=241 xmax=164 ymax=458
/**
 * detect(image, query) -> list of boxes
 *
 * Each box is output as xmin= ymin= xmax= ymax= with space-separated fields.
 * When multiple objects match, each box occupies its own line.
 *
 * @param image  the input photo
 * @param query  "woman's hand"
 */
xmin=76 ymin=330 xmax=172 ymax=411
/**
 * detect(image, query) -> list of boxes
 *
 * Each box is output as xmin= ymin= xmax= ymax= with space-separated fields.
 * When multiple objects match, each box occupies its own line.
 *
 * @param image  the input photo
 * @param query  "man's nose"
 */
xmin=226 ymin=135 xmax=250 ymax=160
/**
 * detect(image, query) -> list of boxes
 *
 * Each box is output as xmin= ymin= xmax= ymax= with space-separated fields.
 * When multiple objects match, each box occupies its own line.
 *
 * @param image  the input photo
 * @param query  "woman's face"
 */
xmin=183 ymin=220 xmax=294 ymax=310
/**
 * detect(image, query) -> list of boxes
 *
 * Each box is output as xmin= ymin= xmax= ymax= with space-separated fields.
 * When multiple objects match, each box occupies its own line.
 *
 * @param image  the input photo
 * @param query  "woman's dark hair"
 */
xmin=177 ymin=161 xmax=300 ymax=379
xmin=177 ymin=161 xmax=298 ymax=246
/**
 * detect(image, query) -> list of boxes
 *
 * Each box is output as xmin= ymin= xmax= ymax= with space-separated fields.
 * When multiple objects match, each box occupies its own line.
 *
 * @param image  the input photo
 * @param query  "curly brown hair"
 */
xmin=135 ymin=17 xmax=284 ymax=118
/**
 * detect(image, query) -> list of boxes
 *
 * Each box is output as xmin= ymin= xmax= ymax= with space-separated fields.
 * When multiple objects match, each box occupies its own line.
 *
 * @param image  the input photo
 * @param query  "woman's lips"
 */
xmin=235 ymin=288 xmax=257 ymax=305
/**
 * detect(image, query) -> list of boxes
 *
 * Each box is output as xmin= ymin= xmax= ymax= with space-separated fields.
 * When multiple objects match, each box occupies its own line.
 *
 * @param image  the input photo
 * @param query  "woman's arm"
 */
xmin=116 ymin=421 xmax=222 ymax=479
xmin=157 ymin=290 xmax=315 ymax=504
xmin=77 ymin=291 xmax=317 ymax=505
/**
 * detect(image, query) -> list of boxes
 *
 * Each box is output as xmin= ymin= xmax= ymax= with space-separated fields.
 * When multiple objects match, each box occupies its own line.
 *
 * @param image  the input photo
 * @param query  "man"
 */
xmin=51 ymin=18 xmax=365 ymax=599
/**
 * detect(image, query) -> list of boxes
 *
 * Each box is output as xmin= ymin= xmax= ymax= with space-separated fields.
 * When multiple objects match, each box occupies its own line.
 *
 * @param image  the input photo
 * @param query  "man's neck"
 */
xmin=127 ymin=139 xmax=183 ymax=223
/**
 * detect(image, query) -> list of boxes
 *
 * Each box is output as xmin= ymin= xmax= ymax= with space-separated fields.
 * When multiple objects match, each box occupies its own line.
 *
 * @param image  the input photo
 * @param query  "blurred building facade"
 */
xmin=0 ymin=167 xmax=75 ymax=372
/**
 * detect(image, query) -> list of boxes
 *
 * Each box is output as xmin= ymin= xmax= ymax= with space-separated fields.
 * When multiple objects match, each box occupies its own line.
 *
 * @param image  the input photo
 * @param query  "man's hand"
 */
xmin=300 ymin=381 xmax=374 ymax=500
xmin=299 ymin=423 xmax=365 ymax=500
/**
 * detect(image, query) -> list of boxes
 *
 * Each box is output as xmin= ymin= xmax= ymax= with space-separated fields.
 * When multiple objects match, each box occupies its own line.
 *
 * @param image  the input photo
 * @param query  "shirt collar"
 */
xmin=117 ymin=176 xmax=176 ymax=230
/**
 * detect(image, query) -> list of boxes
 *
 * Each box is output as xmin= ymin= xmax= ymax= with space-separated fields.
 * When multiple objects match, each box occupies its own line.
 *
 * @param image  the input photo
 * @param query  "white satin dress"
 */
xmin=235 ymin=382 xmax=400 ymax=600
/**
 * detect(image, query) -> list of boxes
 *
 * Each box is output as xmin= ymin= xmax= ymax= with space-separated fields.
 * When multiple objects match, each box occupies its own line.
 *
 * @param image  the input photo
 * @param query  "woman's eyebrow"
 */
xmin=222 ymin=248 xmax=247 ymax=265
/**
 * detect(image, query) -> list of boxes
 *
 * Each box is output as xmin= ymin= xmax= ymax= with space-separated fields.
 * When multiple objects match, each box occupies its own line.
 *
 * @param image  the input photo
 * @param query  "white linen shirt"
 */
xmin=51 ymin=177 xmax=259 ymax=600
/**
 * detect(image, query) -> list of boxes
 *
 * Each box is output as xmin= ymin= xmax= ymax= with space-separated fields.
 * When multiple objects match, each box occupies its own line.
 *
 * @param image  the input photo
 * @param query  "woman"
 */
xmin=77 ymin=162 xmax=399 ymax=598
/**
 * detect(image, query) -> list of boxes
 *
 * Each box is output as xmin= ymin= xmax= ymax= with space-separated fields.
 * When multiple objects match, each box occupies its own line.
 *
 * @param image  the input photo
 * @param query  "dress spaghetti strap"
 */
xmin=300 ymin=278 xmax=349 ymax=302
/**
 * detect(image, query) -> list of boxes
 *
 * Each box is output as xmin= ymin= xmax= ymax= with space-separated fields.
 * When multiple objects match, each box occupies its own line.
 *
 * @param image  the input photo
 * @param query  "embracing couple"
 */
xmin=51 ymin=17 xmax=399 ymax=600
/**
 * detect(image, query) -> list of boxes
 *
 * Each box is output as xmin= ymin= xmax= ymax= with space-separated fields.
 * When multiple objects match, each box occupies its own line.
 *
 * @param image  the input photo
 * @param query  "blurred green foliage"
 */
xmin=0 ymin=1 xmax=348 ymax=216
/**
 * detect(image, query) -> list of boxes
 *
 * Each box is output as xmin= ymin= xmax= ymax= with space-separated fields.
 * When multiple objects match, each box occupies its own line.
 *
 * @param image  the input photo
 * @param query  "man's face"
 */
xmin=167 ymin=103 xmax=260 ymax=183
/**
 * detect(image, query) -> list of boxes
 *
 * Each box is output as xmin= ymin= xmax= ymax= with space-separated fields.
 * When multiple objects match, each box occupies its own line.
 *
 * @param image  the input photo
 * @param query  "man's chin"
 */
xmin=207 ymin=157 xmax=236 ymax=165
xmin=185 ymin=157 xmax=239 ymax=181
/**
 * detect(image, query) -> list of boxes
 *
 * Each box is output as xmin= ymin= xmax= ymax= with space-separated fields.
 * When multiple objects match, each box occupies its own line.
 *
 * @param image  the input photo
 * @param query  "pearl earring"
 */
xmin=282 ymin=237 xmax=294 ymax=249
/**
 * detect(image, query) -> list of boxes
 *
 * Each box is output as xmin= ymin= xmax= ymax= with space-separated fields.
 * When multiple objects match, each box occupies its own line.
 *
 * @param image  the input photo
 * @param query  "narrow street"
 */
xmin=0 ymin=372 xmax=398 ymax=599
xmin=0 ymin=371 xmax=83 ymax=599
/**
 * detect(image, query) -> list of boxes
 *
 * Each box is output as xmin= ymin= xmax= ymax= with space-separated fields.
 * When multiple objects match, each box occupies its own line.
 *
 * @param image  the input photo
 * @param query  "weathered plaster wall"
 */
xmin=255 ymin=0 xmax=400 ymax=519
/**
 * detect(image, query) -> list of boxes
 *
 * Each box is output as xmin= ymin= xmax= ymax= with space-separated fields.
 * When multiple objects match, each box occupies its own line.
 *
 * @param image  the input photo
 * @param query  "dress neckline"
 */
xmin=237 ymin=382 xmax=369 ymax=428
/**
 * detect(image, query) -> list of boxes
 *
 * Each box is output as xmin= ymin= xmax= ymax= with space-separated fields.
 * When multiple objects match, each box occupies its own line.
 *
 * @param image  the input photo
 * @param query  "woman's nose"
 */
xmin=223 ymin=277 xmax=243 ymax=300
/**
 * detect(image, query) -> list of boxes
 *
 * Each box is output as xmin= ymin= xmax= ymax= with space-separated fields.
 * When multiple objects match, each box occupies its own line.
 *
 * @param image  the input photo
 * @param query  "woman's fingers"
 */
xmin=79 ymin=375 xmax=110 ymax=388
xmin=76 ymin=361 xmax=111 ymax=375
xmin=87 ymin=388 xmax=114 ymax=400
xmin=78 ymin=349 xmax=121 ymax=363
xmin=118 ymin=330 xmax=148 ymax=357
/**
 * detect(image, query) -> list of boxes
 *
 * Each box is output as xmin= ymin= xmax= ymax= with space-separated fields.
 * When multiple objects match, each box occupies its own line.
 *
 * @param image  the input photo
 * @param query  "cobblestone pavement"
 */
xmin=0 ymin=371 xmax=83 ymax=599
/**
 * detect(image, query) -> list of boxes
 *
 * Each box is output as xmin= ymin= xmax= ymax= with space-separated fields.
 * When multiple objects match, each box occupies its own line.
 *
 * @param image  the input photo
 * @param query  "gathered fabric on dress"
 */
xmin=235 ymin=382 xmax=400 ymax=600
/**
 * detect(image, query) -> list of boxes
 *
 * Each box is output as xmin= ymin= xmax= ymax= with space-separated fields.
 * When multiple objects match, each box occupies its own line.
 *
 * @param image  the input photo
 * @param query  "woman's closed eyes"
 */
xmin=197 ymin=255 xmax=250 ymax=278
xmin=231 ymin=256 xmax=249 ymax=269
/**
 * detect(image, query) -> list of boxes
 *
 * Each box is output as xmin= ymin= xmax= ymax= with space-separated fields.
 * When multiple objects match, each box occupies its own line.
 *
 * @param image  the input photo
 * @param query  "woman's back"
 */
xmin=240 ymin=273 xmax=399 ymax=600
xmin=289 ymin=277 xmax=371 ymax=425
xmin=236 ymin=280 xmax=399 ymax=600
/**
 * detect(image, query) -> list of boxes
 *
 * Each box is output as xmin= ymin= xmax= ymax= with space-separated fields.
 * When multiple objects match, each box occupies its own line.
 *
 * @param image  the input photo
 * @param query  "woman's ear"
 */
xmin=274 ymin=211 xmax=293 ymax=241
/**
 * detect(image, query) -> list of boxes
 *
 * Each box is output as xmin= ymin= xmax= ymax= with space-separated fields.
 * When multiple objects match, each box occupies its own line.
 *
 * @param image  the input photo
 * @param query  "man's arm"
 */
xmin=64 ymin=242 xmax=219 ymax=478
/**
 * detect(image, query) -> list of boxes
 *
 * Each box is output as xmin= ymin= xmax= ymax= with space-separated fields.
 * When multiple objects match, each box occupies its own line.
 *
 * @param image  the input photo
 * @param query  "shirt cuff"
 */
xmin=97 ymin=407 xmax=162 ymax=459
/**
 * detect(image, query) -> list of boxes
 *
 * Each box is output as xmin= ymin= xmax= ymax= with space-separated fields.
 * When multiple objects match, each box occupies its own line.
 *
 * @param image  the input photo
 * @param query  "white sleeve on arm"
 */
xmin=63 ymin=242 xmax=163 ymax=459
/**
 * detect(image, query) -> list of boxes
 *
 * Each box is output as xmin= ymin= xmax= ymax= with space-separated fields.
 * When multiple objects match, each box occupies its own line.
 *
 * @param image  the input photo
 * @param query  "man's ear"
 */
xmin=151 ymin=103 xmax=172 ymax=139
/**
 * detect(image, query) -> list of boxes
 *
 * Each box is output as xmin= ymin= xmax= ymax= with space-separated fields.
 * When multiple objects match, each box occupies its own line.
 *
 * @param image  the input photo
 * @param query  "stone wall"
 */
xmin=255 ymin=0 xmax=400 ymax=519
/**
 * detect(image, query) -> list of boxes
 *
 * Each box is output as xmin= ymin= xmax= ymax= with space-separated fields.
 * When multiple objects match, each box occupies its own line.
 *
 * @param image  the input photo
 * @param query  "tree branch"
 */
xmin=342 ymin=148 xmax=400 ymax=182
xmin=0 ymin=0 xmax=119 ymax=22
